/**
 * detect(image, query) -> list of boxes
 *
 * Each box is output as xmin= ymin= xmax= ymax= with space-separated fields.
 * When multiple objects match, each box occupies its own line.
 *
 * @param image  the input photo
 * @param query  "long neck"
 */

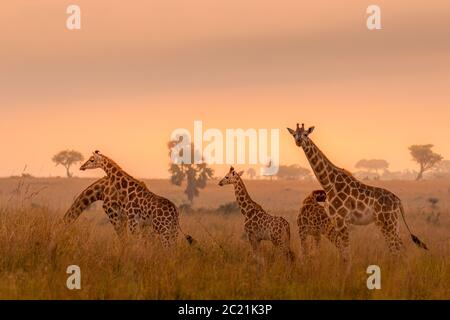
xmin=233 ymin=177 xmax=255 ymax=217
xmin=100 ymin=157 xmax=123 ymax=178
xmin=301 ymin=138 xmax=341 ymax=191
xmin=63 ymin=178 xmax=105 ymax=224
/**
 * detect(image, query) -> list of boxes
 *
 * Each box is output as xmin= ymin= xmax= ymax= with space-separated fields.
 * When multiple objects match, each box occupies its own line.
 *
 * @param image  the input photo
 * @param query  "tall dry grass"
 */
xmin=0 ymin=177 xmax=448 ymax=299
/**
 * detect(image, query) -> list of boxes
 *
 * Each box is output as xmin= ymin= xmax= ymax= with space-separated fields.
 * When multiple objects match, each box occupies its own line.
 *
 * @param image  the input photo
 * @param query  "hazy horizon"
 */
xmin=1 ymin=1 xmax=449 ymax=178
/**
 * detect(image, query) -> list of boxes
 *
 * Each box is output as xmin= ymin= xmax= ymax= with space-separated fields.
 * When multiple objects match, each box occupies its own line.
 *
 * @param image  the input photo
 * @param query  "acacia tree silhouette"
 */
xmin=168 ymin=139 xmax=214 ymax=204
xmin=52 ymin=150 xmax=84 ymax=178
xmin=355 ymin=159 xmax=389 ymax=176
xmin=409 ymin=144 xmax=442 ymax=180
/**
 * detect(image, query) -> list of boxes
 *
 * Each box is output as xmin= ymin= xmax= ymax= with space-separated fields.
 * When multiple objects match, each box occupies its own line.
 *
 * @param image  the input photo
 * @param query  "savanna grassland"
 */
xmin=0 ymin=177 xmax=449 ymax=299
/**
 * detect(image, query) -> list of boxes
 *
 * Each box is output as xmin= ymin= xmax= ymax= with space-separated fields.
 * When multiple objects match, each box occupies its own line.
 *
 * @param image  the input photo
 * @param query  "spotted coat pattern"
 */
xmin=219 ymin=167 xmax=294 ymax=260
xmin=288 ymin=124 xmax=427 ymax=261
xmin=65 ymin=152 xmax=181 ymax=247
xmin=298 ymin=190 xmax=344 ymax=257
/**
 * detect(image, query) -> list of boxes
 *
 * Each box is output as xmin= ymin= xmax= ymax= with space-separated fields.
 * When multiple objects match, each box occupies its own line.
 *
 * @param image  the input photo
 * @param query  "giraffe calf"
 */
xmin=219 ymin=166 xmax=295 ymax=262
xmin=298 ymin=190 xmax=341 ymax=257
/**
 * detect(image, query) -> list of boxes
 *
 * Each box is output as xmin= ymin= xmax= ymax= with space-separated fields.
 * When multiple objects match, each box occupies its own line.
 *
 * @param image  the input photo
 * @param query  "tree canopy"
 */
xmin=355 ymin=159 xmax=389 ymax=173
xmin=168 ymin=140 xmax=214 ymax=204
xmin=52 ymin=150 xmax=84 ymax=177
xmin=276 ymin=164 xmax=311 ymax=180
xmin=409 ymin=144 xmax=443 ymax=180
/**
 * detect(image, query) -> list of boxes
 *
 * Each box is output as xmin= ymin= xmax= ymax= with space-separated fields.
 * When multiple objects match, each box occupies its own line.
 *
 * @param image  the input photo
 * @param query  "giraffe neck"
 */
xmin=301 ymin=138 xmax=342 ymax=191
xmin=99 ymin=156 xmax=123 ymax=178
xmin=233 ymin=177 xmax=256 ymax=217
xmin=63 ymin=178 xmax=105 ymax=224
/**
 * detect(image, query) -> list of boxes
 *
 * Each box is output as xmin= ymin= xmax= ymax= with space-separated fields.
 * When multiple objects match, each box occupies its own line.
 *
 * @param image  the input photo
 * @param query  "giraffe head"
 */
xmin=218 ymin=166 xmax=244 ymax=186
xmin=287 ymin=123 xmax=315 ymax=147
xmin=80 ymin=150 xmax=104 ymax=171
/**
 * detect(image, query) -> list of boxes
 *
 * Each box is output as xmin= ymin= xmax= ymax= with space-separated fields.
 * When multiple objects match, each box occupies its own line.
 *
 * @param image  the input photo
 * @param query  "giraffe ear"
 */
xmin=306 ymin=126 xmax=315 ymax=135
xmin=287 ymin=127 xmax=295 ymax=135
xmin=237 ymin=170 xmax=244 ymax=176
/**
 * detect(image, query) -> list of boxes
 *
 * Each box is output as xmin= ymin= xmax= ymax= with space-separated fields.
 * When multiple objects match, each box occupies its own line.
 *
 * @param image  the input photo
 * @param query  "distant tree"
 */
xmin=168 ymin=139 xmax=214 ymax=204
xmin=409 ymin=144 xmax=443 ymax=180
xmin=52 ymin=150 xmax=84 ymax=178
xmin=355 ymin=159 xmax=389 ymax=175
xmin=246 ymin=168 xmax=256 ymax=179
xmin=433 ymin=160 xmax=450 ymax=175
xmin=276 ymin=164 xmax=311 ymax=180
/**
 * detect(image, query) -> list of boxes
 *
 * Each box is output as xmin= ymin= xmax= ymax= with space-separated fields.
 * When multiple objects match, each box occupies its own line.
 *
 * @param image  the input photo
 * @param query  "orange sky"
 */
xmin=0 ymin=1 xmax=449 ymax=178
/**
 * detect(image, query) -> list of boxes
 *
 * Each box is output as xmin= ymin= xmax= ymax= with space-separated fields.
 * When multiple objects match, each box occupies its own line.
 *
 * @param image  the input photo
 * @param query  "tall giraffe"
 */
xmin=287 ymin=123 xmax=427 ymax=260
xmin=69 ymin=150 xmax=193 ymax=247
xmin=218 ymin=166 xmax=294 ymax=261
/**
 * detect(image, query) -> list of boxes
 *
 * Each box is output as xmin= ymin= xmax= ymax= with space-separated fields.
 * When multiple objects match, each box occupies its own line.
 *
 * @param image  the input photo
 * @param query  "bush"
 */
xmin=179 ymin=203 xmax=194 ymax=214
xmin=215 ymin=202 xmax=240 ymax=215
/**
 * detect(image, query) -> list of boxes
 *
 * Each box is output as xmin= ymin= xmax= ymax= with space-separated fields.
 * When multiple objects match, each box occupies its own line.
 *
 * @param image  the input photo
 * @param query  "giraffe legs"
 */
xmin=103 ymin=202 xmax=127 ymax=241
xmin=148 ymin=214 xmax=179 ymax=248
xmin=333 ymin=217 xmax=350 ymax=264
xmin=313 ymin=233 xmax=321 ymax=250
xmin=124 ymin=208 xmax=142 ymax=237
xmin=248 ymin=234 xmax=262 ymax=259
xmin=376 ymin=210 xmax=404 ymax=257
xmin=298 ymin=227 xmax=311 ymax=259
xmin=158 ymin=226 xmax=178 ymax=248
xmin=272 ymin=236 xmax=295 ymax=262
xmin=324 ymin=203 xmax=351 ymax=263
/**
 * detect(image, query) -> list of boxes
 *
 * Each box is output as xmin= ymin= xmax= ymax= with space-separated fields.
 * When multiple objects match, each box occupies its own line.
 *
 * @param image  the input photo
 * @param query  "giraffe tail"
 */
xmin=399 ymin=203 xmax=428 ymax=250
xmin=177 ymin=222 xmax=197 ymax=246
xmin=184 ymin=233 xmax=196 ymax=245
xmin=180 ymin=228 xmax=204 ymax=254
xmin=176 ymin=207 xmax=201 ymax=248
xmin=288 ymin=249 xmax=296 ymax=263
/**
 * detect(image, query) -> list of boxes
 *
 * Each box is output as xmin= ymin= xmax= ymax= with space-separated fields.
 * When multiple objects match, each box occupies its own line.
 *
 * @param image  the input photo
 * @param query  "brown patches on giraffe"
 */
xmin=288 ymin=123 xmax=427 ymax=261
xmin=67 ymin=151 xmax=193 ymax=248
xmin=298 ymin=190 xmax=346 ymax=258
xmin=64 ymin=177 xmax=108 ymax=225
xmin=218 ymin=166 xmax=294 ymax=262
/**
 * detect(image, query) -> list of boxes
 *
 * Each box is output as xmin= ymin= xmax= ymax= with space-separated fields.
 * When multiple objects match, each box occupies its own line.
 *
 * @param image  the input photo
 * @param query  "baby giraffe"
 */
xmin=298 ymin=190 xmax=342 ymax=257
xmin=218 ymin=166 xmax=294 ymax=261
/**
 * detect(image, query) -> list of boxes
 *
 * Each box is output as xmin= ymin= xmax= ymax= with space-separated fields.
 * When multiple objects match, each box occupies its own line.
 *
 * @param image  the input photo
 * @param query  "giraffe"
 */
xmin=68 ymin=150 xmax=193 ymax=247
xmin=218 ymin=166 xmax=294 ymax=261
xmin=63 ymin=177 xmax=127 ymax=238
xmin=298 ymin=190 xmax=342 ymax=257
xmin=287 ymin=123 xmax=427 ymax=261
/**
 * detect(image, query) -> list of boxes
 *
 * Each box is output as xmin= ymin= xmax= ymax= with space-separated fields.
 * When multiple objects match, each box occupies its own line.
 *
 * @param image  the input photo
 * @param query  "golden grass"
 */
xmin=0 ymin=177 xmax=448 ymax=299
